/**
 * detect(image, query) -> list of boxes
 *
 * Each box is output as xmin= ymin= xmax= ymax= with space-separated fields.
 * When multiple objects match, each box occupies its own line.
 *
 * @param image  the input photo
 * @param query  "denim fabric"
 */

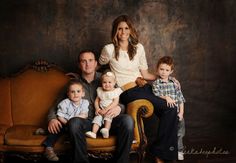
xmin=67 ymin=115 xmax=134 ymax=163
xmin=178 ymin=118 xmax=185 ymax=152
xmin=110 ymin=114 xmax=134 ymax=163
xmin=67 ymin=117 xmax=92 ymax=163
xmin=120 ymin=84 xmax=178 ymax=160
xmin=43 ymin=125 xmax=67 ymax=148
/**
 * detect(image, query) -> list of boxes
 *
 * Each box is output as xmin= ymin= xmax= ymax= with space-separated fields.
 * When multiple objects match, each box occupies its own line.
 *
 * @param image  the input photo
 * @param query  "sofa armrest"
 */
xmin=126 ymin=99 xmax=154 ymax=149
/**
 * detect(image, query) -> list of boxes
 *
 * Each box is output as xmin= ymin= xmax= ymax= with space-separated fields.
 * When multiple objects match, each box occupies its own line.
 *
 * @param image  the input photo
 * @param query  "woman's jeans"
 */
xmin=120 ymin=84 xmax=178 ymax=160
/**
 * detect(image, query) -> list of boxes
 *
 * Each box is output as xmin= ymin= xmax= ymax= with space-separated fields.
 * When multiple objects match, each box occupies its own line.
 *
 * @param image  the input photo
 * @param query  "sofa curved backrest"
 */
xmin=0 ymin=63 xmax=69 ymax=126
xmin=9 ymin=67 xmax=69 ymax=127
xmin=0 ymin=79 xmax=12 ymax=126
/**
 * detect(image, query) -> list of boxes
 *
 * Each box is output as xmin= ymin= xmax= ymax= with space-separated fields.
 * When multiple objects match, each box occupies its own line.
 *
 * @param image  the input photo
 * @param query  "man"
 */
xmin=46 ymin=51 xmax=134 ymax=163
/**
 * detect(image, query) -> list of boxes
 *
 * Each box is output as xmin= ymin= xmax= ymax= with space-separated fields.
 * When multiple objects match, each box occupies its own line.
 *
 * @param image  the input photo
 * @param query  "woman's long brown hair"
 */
xmin=111 ymin=15 xmax=139 ymax=60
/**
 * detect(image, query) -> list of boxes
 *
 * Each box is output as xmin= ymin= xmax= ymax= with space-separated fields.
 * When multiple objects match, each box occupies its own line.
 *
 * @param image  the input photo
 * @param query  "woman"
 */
xmin=99 ymin=15 xmax=178 ymax=163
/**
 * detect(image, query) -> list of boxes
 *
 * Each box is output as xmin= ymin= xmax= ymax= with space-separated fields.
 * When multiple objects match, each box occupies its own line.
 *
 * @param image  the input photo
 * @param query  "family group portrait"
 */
xmin=0 ymin=0 xmax=235 ymax=163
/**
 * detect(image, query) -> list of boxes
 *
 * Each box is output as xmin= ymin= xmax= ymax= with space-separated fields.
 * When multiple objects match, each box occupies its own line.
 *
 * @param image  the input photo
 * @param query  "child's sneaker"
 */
xmin=100 ymin=128 xmax=109 ymax=138
xmin=34 ymin=128 xmax=47 ymax=135
xmin=85 ymin=131 xmax=97 ymax=138
xmin=45 ymin=147 xmax=59 ymax=161
xmin=132 ymin=140 xmax=137 ymax=144
xmin=178 ymin=151 xmax=184 ymax=160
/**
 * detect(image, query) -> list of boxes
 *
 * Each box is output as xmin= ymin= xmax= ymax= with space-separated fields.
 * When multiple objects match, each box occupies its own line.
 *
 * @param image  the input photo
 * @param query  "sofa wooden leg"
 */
xmin=0 ymin=152 xmax=4 ymax=163
xmin=137 ymin=151 xmax=145 ymax=163
xmin=137 ymin=153 xmax=142 ymax=163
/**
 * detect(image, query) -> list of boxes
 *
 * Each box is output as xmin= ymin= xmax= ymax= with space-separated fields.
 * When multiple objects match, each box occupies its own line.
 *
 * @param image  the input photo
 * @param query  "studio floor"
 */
xmin=4 ymin=151 xmax=236 ymax=163
xmin=3 ymin=136 xmax=236 ymax=163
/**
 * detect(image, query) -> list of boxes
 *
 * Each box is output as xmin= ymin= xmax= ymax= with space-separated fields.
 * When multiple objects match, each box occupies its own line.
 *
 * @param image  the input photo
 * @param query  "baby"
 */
xmin=86 ymin=71 xmax=122 ymax=138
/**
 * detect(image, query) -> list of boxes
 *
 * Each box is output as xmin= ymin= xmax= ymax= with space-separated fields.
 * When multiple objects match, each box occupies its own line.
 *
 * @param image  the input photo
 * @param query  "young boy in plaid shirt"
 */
xmin=152 ymin=56 xmax=186 ymax=161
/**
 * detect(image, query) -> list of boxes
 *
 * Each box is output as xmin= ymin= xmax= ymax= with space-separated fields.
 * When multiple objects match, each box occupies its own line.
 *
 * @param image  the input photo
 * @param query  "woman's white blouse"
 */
xmin=99 ymin=43 xmax=148 ymax=87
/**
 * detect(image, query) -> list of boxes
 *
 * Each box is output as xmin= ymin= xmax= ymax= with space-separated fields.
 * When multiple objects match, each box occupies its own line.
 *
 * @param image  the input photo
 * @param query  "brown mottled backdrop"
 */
xmin=0 ymin=0 xmax=235 ymax=158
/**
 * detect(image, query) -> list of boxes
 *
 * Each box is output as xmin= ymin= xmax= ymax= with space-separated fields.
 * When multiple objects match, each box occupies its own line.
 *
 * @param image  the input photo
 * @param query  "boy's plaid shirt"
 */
xmin=152 ymin=76 xmax=186 ymax=105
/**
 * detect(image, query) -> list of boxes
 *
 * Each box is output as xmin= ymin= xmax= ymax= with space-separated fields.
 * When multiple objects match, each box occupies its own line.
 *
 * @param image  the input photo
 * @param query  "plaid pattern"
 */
xmin=152 ymin=77 xmax=186 ymax=105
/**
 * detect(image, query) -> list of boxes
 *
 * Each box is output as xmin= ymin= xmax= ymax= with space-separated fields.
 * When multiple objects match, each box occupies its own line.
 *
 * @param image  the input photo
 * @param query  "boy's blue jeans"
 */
xmin=178 ymin=118 xmax=185 ymax=152
xmin=43 ymin=124 xmax=67 ymax=148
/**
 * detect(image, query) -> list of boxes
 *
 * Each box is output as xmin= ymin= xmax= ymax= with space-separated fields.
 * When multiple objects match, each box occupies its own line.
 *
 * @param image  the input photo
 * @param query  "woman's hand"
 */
xmin=135 ymin=77 xmax=147 ymax=87
xmin=169 ymin=76 xmax=181 ymax=89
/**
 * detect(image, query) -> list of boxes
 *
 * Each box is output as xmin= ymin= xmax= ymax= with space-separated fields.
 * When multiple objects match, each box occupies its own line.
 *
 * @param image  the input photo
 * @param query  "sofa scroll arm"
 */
xmin=126 ymin=99 xmax=154 ymax=162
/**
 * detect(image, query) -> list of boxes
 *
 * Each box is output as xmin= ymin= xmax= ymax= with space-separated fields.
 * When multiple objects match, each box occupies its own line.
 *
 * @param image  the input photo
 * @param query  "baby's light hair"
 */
xmin=101 ymin=70 xmax=116 ymax=80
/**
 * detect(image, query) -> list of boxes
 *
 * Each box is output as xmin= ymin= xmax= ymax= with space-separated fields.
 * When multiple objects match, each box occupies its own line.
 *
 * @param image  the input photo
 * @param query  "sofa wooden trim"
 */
xmin=0 ymin=60 xmax=154 ymax=163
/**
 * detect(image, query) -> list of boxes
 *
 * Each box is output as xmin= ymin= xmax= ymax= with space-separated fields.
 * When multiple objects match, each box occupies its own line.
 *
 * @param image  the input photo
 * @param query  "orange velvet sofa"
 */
xmin=0 ymin=61 xmax=153 ymax=163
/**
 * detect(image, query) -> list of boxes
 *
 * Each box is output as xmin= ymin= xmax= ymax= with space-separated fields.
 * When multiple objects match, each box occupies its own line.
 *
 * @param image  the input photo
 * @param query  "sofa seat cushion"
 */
xmin=5 ymin=125 xmax=46 ymax=146
xmin=54 ymin=135 xmax=117 ymax=152
xmin=0 ymin=125 xmax=10 ymax=145
xmin=87 ymin=136 xmax=139 ymax=152
xmin=4 ymin=125 xmax=137 ymax=149
xmin=86 ymin=136 xmax=116 ymax=151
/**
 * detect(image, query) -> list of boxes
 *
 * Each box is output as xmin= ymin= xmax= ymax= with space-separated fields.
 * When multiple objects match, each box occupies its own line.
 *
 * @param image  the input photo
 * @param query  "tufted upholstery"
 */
xmin=0 ymin=61 xmax=154 ymax=163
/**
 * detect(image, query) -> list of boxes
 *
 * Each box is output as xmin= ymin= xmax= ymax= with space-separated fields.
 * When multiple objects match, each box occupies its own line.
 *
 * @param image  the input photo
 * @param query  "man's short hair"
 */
xmin=77 ymin=50 xmax=97 ymax=62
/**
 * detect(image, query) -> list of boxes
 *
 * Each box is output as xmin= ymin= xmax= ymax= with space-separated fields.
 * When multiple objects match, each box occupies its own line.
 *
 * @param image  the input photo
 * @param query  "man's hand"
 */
xmin=48 ymin=119 xmax=63 ymax=134
xmin=98 ymin=109 xmax=107 ymax=115
xmin=104 ymin=106 xmax=121 ymax=118
xmin=95 ymin=108 xmax=102 ymax=115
